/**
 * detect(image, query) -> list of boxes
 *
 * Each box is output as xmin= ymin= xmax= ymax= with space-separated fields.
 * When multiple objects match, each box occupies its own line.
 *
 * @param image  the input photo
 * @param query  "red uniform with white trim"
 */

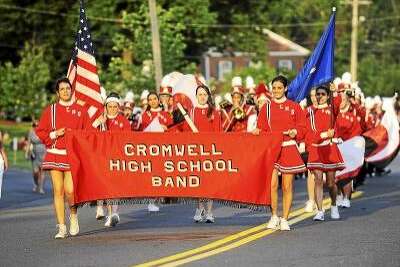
xmin=348 ymin=103 xmax=367 ymax=132
xmin=335 ymin=107 xmax=363 ymax=141
xmin=186 ymin=106 xmax=222 ymax=132
xmin=257 ymin=98 xmax=307 ymax=174
xmin=36 ymin=101 xmax=91 ymax=171
xmin=305 ymin=95 xmax=345 ymax=171
xmin=105 ymin=114 xmax=131 ymax=131
xmin=140 ymin=108 xmax=173 ymax=131
xmin=221 ymin=104 xmax=256 ymax=132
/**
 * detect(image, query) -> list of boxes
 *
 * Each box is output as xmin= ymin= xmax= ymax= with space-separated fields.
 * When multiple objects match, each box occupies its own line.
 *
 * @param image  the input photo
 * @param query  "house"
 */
xmin=201 ymin=29 xmax=310 ymax=82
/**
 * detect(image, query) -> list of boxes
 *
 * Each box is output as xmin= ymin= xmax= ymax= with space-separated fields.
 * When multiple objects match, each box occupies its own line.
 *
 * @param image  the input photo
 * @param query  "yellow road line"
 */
xmin=159 ymin=191 xmax=363 ymax=267
xmin=135 ymin=191 xmax=363 ymax=267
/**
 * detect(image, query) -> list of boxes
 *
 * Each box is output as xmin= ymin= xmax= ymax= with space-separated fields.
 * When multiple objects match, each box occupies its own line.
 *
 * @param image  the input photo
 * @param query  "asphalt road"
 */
xmin=0 ymin=158 xmax=399 ymax=267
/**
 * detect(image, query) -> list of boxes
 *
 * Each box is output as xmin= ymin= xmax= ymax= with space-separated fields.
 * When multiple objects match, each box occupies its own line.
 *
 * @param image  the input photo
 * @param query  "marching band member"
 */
xmin=188 ymin=84 xmax=222 ymax=223
xmin=221 ymin=82 xmax=256 ymax=132
xmin=159 ymin=75 xmax=174 ymax=114
xmin=254 ymin=75 xmax=306 ymax=231
xmin=255 ymin=83 xmax=270 ymax=112
xmin=335 ymin=90 xmax=363 ymax=208
xmin=305 ymin=85 xmax=345 ymax=221
xmin=36 ymin=78 xmax=91 ymax=239
xmin=304 ymin=88 xmax=318 ymax=213
xmin=141 ymin=92 xmax=173 ymax=212
xmin=95 ymin=92 xmax=131 ymax=227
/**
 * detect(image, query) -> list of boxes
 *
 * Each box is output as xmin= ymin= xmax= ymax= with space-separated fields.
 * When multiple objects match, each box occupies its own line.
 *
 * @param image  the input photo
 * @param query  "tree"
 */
xmin=0 ymin=44 xmax=50 ymax=120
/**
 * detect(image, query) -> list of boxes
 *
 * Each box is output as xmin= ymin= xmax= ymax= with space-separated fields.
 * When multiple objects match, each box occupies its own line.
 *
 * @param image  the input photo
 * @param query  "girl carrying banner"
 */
xmin=95 ymin=92 xmax=131 ymax=227
xmin=254 ymin=75 xmax=306 ymax=231
xmin=140 ymin=92 xmax=173 ymax=212
xmin=36 ymin=78 xmax=91 ymax=239
xmin=186 ymin=84 xmax=222 ymax=223
xmin=305 ymin=85 xmax=345 ymax=221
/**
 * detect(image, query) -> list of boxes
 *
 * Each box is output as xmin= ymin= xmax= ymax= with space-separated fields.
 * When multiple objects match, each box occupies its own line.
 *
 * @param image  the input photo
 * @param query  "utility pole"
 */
xmin=350 ymin=0 xmax=359 ymax=82
xmin=148 ymin=0 xmax=163 ymax=89
xmin=346 ymin=0 xmax=371 ymax=82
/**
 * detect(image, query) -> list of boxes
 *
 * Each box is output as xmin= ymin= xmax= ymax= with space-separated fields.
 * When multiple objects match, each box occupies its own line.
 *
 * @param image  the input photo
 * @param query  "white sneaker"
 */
xmin=105 ymin=216 xmax=112 ymax=227
xmin=96 ymin=206 xmax=105 ymax=220
xmin=337 ymin=194 xmax=344 ymax=207
xmin=280 ymin=218 xmax=290 ymax=231
xmin=69 ymin=214 xmax=79 ymax=236
xmin=330 ymin=205 xmax=340 ymax=220
xmin=267 ymin=215 xmax=280 ymax=229
xmin=205 ymin=213 xmax=215 ymax=223
xmin=110 ymin=213 xmax=120 ymax=227
xmin=313 ymin=210 xmax=325 ymax=221
xmin=193 ymin=208 xmax=205 ymax=223
xmin=341 ymin=198 xmax=351 ymax=208
xmin=304 ymin=200 xmax=315 ymax=213
xmin=148 ymin=203 xmax=160 ymax=212
xmin=55 ymin=224 xmax=67 ymax=239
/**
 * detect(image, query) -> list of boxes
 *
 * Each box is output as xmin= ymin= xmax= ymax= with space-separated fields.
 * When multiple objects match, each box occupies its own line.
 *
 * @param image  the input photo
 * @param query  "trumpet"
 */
xmin=232 ymin=106 xmax=245 ymax=120
xmin=219 ymin=99 xmax=232 ymax=109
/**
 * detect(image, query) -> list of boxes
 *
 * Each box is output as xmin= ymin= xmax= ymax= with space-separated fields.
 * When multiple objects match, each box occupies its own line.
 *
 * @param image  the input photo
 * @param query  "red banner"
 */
xmin=66 ymin=131 xmax=282 ymax=207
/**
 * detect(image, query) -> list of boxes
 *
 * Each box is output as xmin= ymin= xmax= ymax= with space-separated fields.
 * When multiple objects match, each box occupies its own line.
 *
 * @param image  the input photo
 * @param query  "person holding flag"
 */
xmin=305 ymin=85 xmax=344 ymax=221
xmin=36 ymin=78 xmax=91 ymax=239
xmin=254 ymin=75 xmax=306 ymax=231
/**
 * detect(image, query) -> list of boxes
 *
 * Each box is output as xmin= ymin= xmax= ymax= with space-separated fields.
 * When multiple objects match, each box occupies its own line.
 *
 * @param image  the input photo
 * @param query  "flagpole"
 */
xmin=148 ymin=0 xmax=163 ymax=89
xmin=330 ymin=7 xmax=336 ymax=134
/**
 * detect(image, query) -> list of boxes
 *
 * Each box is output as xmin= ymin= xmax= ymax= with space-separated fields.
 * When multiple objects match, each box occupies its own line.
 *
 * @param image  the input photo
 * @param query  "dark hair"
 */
xmin=316 ymin=85 xmax=331 ymax=104
xmin=146 ymin=91 xmax=160 ymax=112
xmin=105 ymin=92 xmax=120 ymax=107
xmin=54 ymin=77 xmax=72 ymax=93
xmin=196 ymin=85 xmax=215 ymax=119
xmin=271 ymin=75 xmax=288 ymax=88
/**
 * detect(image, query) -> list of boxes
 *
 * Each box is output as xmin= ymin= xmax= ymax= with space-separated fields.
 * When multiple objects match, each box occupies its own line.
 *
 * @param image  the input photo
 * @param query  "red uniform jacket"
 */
xmin=187 ymin=106 xmax=222 ymax=132
xmin=335 ymin=107 xmax=363 ymax=141
xmin=305 ymin=94 xmax=342 ymax=146
xmin=105 ymin=114 xmax=131 ymax=131
xmin=257 ymin=98 xmax=306 ymax=143
xmin=140 ymin=108 xmax=173 ymax=131
xmin=221 ymin=104 xmax=256 ymax=132
xmin=36 ymin=101 xmax=91 ymax=153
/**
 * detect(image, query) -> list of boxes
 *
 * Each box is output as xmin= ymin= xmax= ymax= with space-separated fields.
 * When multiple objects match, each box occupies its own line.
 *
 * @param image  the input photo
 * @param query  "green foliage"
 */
xmin=0 ymin=44 xmax=50 ymax=120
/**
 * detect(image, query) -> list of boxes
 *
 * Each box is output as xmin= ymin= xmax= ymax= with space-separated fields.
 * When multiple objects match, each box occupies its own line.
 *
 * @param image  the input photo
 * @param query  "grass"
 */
xmin=4 ymin=148 xmax=32 ymax=170
xmin=1 ymin=121 xmax=33 ymax=170
xmin=0 ymin=121 xmax=31 ymax=138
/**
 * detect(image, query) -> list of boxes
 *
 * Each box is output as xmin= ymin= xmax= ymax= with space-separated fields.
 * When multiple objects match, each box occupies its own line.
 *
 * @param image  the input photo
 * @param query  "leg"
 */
xmin=37 ymin=168 xmax=45 ymax=193
xmin=270 ymin=169 xmax=279 ymax=217
xmin=50 ymin=170 xmax=65 ymax=225
xmin=326 ymin=171 xmax=338 ymax=206
xmin=313 ymin=170 xmax=324 ymax=211
xmin=206 ymin=200 xmax=213 ymax=214
xmin=63 ymin=171 xmax=76 ymax=214
xmin=307 ymin=170 xmax=315 ymax=202
xmin=281 ymin=173 xmax=294 ymax=220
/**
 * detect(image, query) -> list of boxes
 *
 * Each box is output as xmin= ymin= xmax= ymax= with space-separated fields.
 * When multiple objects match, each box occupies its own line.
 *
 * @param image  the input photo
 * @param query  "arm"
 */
xmin=1 ymin=148 xmax=8 ymax=171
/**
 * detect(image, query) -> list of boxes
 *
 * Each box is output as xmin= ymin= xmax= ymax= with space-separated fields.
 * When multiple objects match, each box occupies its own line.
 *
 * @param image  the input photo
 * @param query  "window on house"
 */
xmin=278 ymin=59 xmax=293 ymax=71
xmin=218 ymin=60 xmax=233 ymax=81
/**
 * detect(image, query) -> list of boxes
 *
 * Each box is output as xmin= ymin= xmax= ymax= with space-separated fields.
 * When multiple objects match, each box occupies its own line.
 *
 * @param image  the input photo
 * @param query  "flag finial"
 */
xmin=332 ymin=7 xmax=336 ymax=12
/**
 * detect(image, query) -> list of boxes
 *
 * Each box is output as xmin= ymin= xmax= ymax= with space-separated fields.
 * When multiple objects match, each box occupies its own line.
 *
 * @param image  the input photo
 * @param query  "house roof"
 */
xmin=262 ymin=28 xmax=310 ymax=56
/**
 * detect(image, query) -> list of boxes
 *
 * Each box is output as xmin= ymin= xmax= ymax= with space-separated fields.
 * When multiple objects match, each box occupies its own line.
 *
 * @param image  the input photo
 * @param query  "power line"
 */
xmin=0 ymin=4 xmax=399 ymax=28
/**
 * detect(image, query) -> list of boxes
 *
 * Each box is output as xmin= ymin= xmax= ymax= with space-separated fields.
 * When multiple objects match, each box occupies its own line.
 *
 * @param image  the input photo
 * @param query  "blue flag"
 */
xmin=287 ymin=10 xmax=336 ymax=102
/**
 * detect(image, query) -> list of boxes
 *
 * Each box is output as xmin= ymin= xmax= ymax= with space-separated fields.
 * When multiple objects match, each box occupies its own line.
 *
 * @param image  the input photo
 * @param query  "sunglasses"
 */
xmin=316 ymin=92 xmax=327 ymax=96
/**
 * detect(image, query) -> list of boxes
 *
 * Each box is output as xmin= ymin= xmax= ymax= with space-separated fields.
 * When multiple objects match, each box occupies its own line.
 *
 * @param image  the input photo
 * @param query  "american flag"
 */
xmin=67 ymin=0 xmax=103 ymax=119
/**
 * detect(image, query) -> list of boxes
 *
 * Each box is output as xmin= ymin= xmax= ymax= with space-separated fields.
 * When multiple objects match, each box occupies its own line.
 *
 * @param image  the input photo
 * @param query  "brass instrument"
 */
xmin=232 ymin=106 xmax=245 ymax=120
xmin=219 ymin=99 xmax=232 ymax=109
